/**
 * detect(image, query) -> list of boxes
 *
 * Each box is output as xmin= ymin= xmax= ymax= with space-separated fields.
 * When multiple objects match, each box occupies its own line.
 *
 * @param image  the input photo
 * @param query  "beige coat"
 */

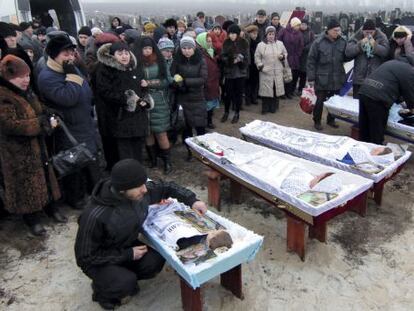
xmin=255 ymin=41 xmax=287 ymax=97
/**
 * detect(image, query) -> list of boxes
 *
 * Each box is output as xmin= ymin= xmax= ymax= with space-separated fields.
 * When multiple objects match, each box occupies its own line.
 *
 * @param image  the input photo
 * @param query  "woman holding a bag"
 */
xmin=255 ymin=26 xmax=288 ymax=114
xmin=0 ymin=55 xmax=65 ymax=236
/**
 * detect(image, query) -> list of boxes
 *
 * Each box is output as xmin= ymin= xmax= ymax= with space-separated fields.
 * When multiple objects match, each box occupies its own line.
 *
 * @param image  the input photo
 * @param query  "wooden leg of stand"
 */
xmin=180 ymin=277 xmax=202 ymax=311
xmin=351 ymin=125 xmax=360 ymax=140
xmin=373 ymin=183 xmax=384 ymax=206
xmin=350 ymin=192 xmax=368 ymax=217
xmin=286 ymin=215 xmax=306 ymax=261
xmin=206 ymin=169 xmax=221 ymax=211
xmin=220 ymin=265 xmax=243 ymax=299
xmin=309 ymin=222 xmax=327 ymax=243
xmin=230 ymin=180 xmax=242 ymax=204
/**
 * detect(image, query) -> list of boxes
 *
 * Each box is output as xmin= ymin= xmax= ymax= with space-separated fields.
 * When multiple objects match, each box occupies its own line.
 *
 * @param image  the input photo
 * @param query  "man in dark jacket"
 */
xmin=38 ymin=35 xmax=100 ymax=209
xmin=307 ymin=19 xmax=350 ymax=131
xmin=253 ymin=9 xmax=270 ymax=42
xmin=345 ymin=19 xmax=389 ymax=98
xmin=358 ymin=56 xmax=414 ymax=144
xmin=75 ymin=159 xmax=207 ymax=310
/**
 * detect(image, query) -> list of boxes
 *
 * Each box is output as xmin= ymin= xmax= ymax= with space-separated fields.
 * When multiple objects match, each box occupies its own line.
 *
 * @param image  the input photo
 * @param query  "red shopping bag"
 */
xmin=299 ymin=87 xmax=316 ymax=114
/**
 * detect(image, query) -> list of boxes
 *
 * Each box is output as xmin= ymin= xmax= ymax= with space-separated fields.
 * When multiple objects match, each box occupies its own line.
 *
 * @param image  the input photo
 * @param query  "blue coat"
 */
xmin=38 ymin=58 xmax=98 ymax=154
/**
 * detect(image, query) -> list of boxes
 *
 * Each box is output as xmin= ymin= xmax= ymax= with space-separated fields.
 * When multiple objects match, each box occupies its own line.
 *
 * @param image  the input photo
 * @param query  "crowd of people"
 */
xmin=1 ymin=8 xmax=414 ymax=310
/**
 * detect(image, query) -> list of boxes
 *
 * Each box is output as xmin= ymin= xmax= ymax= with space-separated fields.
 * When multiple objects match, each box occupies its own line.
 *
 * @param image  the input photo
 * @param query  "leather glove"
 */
xmin=62 ymin=61 xmax=78 ymax=75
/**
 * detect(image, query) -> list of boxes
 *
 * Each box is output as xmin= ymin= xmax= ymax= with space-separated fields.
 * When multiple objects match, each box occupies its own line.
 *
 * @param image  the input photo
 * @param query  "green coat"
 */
xmin=143 ymin=63 xmax=171 ymax=133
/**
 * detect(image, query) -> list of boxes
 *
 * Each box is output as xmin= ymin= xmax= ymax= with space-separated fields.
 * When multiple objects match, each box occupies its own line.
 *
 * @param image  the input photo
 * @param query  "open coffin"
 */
xmin=142 ymin=200 xmax=263 ymax=289
xmin=240 ymin=120 xmax=411 ymax=183
xmin=186 ymin=133 xmax=373 ymax=218
xmin=324 ymin=95 xmax=414 ymax=143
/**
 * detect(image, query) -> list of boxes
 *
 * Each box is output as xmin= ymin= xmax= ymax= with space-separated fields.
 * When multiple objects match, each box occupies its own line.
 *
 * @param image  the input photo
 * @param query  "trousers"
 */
xmin=116 ymin=137 xmax=145 ymax=164
xmin=313 ymin=90 xmax=339 ymax=124
xmin=86 ymin=243 xmax=165 ymax=303
xmin=224 ymin=77 xmax=245 ymax=113
xmin=358 ymin=95 xmax=389 ymax=145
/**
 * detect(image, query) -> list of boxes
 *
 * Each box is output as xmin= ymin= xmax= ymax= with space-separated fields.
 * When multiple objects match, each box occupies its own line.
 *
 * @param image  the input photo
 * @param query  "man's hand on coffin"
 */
xmin=132 ymin=245 xmax=148 ymax=260
xmin=192 ymin=201 xmax=207 ymax=215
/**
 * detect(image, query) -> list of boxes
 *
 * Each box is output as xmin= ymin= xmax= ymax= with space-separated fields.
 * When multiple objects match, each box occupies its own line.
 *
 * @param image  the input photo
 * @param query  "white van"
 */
xmin=0 ymin=0 xmax=86 ymax=36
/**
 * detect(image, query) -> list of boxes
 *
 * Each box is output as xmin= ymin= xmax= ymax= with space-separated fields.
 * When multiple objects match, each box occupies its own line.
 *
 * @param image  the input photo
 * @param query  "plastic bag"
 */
xmin=299 ymin=87 xmax=317 ymax=114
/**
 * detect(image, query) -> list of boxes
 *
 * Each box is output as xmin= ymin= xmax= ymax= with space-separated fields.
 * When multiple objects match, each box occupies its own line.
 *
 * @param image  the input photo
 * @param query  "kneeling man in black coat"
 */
xmin=74 ymin=159 xmax=207 ymax=309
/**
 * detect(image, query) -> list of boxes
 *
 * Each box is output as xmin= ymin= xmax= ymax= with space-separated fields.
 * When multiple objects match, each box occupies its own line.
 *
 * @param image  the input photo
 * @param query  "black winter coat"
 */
xmin=94 ymin=43 xmax=151 ymax=138
xmin=359 ymin=59 xmax=414 ymax=109
xmin=221 ymin=38 xmax=250 ymax=79
xmin=171 ymin=48 xmax=208 ymax=128
xmin=74 ymin=178 xmax=198 ymax=273
xmin=307 ymin=33 xmax=351 ymax=91
xmin=299 ymin=28 xmax=315 ymax=72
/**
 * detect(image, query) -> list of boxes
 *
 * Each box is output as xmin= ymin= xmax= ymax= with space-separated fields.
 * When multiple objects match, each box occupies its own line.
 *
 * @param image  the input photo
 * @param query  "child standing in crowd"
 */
xmin=134 ymin=37 xmax=172 ymax=174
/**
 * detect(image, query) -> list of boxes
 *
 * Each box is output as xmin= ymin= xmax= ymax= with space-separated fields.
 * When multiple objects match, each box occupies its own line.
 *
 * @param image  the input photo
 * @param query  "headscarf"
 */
xmin=196 ymin=32 xmax=214 ymax=57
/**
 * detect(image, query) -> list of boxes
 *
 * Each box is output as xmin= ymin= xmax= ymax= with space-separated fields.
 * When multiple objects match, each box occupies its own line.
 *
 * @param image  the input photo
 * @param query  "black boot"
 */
xmin=207 ymin=110 xmax=215 ymax=129
xmin=231 ymin=113 xmax=239 ymax=124
xmin=220 ymin=112 xmax=229 ymax=123
xmin=160 ymin=148 xmax=173 ymax=175
xmin=261 ymin=100 xmax=268 ymax=114
xmin=23 ymin=212 xmax=46 ymax=236
xmin=45 ymin=203 xmax=68 ymax=223
xmin=145 ymin=145 xmax=158 ymax=168
xmin=185 ymin=145 xmax=192 ymax=162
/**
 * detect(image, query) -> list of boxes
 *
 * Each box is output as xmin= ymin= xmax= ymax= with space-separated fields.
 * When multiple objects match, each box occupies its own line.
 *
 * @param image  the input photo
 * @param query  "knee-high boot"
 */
xmin=145 ymin=145 xmax=157 ymax=168
xmin=160 ymin=148 xmax=172 ymax=175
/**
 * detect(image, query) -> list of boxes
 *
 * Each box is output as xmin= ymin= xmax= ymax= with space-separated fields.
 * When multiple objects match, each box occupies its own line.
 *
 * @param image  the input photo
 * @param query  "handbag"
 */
xmin=51 ymin=118 xmax=95 ymax=178
xmin=282 ymin=60 xmax=293 ymax=83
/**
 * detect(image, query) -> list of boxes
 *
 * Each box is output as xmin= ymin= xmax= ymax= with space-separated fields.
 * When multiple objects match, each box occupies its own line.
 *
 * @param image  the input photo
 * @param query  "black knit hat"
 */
xmin=36 ymin=26 xmax=47 ymax=35
xmin=327 ymin=19 xmax=340 ymax=30
xmin=164 ymin=18 xmax=177 ymax=29
xmin=46 ymin=35 xmax=76 ymax=59
xmin=19 ymin=22 xmax=32 ymax=31
xmin=78 ymin=26 xmax=92 ymax=36
xmin=228 ymin=24 xmax=241 ymax=35
xmin=362 ymin=19 xmax=376 ymax=31
xmin=111 ymin=159 xmax=147 ymax=191
xmin=109 ymin=41 xmax=130 ymax=55
xmin=0 ymin=22 xmax=17 ymax=38
xmin=256 ymin=9 xmax=266 ymax=16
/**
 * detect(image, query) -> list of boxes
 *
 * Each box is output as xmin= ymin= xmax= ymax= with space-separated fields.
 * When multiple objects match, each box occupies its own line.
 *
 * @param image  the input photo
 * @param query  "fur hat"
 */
xmin=177 ymin=20 xmax=187 ymax=29
xmin=290 ymin=17 xmax=302 ymax=28
xmin=111 ymin=159 xmax=147 ymax=191
xmin=0 ymin=54 xmax=31 ymax=81
xmin=227 ymin=24 xmax=241 ymax=35
xmin=144 ymin=22 xmax=157 ymax=33
xmin=164 ymin=18 xmax=177 ymax=29
xmin=362 ymin=19 xmax=376 ymax=31
xmin=393 ymin=26 xmax=411 ymax=38
xmin=46 ymin=35 xmax=76 ymax=59
xmin=180 ymin=36 xmax=196 ymax=49
xmin=327 ymin=19 xmax=341 ymax=31
xmin=78 ymin=26 xmax=92 ymax=37
xmin=0 ymin=22 xmax=17 ymax=38
xmin=157 ymin=37 xmax=174 ymax=51
xmin=244 ymin=24 xmax=259 ymax=34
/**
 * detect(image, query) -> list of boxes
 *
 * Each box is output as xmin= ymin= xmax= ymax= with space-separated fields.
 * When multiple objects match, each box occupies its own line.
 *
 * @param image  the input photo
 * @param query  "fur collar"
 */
xmin=175 ymin=47 xmax=203 ymax=65
xmin=223 ymin=37 xmax=249 ymax=51
xmin=0 ymin=76 xmax=29 ymax=98
xmin=97 ymin=43 xmax=137 ymax=71
xmin=47 ymin=58 xmax=64 ymax=73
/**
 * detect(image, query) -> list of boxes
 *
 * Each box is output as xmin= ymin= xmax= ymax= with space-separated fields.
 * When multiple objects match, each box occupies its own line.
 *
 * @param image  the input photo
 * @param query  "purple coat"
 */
xmin=278 ymin=25 xmax=304 ymax=70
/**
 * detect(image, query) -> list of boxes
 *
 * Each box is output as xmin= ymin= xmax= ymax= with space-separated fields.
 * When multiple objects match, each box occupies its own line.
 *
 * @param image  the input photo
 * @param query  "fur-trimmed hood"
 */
xmin=97 ymin=43 xmax=137 ymax=71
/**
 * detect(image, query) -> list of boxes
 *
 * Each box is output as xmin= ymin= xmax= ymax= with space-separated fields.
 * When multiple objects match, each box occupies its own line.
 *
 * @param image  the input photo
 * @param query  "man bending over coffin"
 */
xmin=74 ymin=159 xmax=207 ymax=310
